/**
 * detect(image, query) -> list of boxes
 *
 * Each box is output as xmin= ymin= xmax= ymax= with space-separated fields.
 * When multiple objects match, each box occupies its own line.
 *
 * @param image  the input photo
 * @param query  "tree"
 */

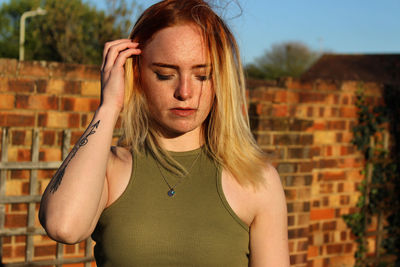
xmin=0 ymin=0 xmax=140 ymax=65
xmin=245 ymin=41 xmax=320 ymax=80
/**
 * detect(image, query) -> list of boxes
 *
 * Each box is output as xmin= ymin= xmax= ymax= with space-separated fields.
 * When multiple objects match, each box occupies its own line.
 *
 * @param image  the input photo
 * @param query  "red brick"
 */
xmin=34 ymin=244 xmax=57 ymax=257
xmin=69 ymin=113 xmax=80 ymax=128
xmin=65 ymin=244 xmax=76 ymax=254
xmin=339 ymin=157 xmax=362 ymax=168
xmin=248 ymin=89 xmax=274 ymax=102
xmin=16 ymin=94 xmax=58 ymax=110
xmin=0 ymin=112 xmax=35 ymax=127
xmin=331 ymin=107 xmax=339 ymax=117
xmin=38 ymin=169 xmax=55 ymax=179
xmin=41 ymin=130 xmax=56 ymax=145
xmin=18 ymin=60 xmax=49 ymax=77
xmin=61 ymin=97 xmax=99 ymax=112
xmin=299 ymin=162 xmax=314 ymax=172
xmin=36 ymin=79 xmax=48 ymax=93
xmin=287 ymin=91 xmax=299 ymax=103
xmin=0 ymin=94 xmax=15 ymax=109
xmin=289 ymin=253 xmax=307 ymax=264
xmin=310 ymin=208 xmax=335 ymax=220
xmin=8 ymin=78 xmax=35 ymax=93
xmin=340 ymin=145 xmax=355 ymax=155
xmin=252 ymin=102 xmax=272 ymax=116
xmin=307 ymin=106 xmax=313 ymax=117
xmin=3 ymin=245 xmax=12 ymax=258
xmin=39 ymin=147 xmax=61 ymax=161
xmin=340 ymin=195 xmax=350 ymax=205
xmin=326 ymin=244 xmax=343 ymax=254
xmin=0 ymin=77 xmax=8 ymax=92
xmin=81 ymin=114 xmax=89 ymax=127
xmin=11 ymin=130 xmax=26 ymax=145
xmin=14 ymin=244 xmax=26 ymax=257
xmin=319 ymin=183 xmax=334 ymax=194
xmin=288 ymin=147 xmax=311 ymax=159
xmin=15 ymin=235 xmax=27 ymax=243
xmin=321 ymin=171 xmax=345 ymax=181
xmin=308 ymin=122 xmax=325 ymax=131
xmin=318 ymin=159 xmax=338 ymax=168
xmin=340 ymin=106 xmax=357 ymax=118
xmin=49 ymin=62 xmax=99 ymax=80
xmin=327 ymin=120 xmax=346 ymax=130
xmin=288 ymin=215 xmax=295 ymax=226
xmin=344 ymin=243 xmax=353 ymax=253
xmin=17 ymin=148 xmax=31 ymax=161
xmin=274 ymin=91 xmax=287 ymax=103
xmin=297 ymin=240 xmax=308 ymax=252
xmin=322 ymin=221 xmax=336 ymax=231
xmin=11 ymin=203 xmax=27 ymax=212
xmin=286 ymin=79 xmax=313 ymax=90
xmin=288 ymin=227 xmax=308 ymax=239
xmin=5 ymin=214 xmax=27 ymax=227
xmin=307 ymin=245 xmax=319 ymax=258
xmin=299 ymin=92 xmax=327 ymax=103
xmin=64 ymin=80 xmax=82 ymax=94
xmin=288 ymin=241 xmax=295 ymax=253
xmin=0 ymin=58 xmax=18 ymax=75
xmin=38 ymin=112 xmax=48 ymax=127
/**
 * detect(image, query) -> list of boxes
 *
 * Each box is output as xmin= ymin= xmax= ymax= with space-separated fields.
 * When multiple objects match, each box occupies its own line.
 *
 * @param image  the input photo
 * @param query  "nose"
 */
xmin=174 ymin=75 xmax=192 ymax=101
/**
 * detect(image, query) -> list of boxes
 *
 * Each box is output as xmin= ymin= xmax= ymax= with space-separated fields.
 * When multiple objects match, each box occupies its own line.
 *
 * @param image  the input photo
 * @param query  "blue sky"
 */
xmin=121 ymin=0 xmax=400 ymax=64
xmin=3 ymin=0 xmax=399 ymax=64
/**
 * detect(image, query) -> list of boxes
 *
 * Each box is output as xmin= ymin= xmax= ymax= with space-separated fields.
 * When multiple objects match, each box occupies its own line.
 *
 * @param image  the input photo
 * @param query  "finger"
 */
xmin=102 ymin=40 xmax=137 ymax=70
xmin=114 ymin=48 xmax=141 ymax=68
xmin=101 ymin=39 xmax=137 ymax=69
xmin=102 ymin=42 xmax=139 ymax=72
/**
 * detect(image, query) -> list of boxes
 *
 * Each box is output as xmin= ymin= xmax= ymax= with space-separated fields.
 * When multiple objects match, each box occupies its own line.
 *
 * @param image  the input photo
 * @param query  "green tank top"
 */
xmin=91 ymin=146 xmax=250 ymax=266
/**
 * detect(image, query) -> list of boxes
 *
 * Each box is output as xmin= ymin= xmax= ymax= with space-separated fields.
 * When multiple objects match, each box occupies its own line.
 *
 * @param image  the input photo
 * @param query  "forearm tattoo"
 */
xmin=49 ymin=120 xmax=100 ymax=194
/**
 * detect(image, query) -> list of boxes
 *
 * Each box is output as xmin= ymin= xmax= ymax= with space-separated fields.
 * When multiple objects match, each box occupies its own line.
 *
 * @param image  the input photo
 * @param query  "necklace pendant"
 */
xmin=167 ymin=189 xmax=175 ymax=197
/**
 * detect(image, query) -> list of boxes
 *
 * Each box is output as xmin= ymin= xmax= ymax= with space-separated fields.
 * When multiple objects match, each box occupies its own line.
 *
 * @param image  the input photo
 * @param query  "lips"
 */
xmin=170 ymin=108 xmax=196 ymax=117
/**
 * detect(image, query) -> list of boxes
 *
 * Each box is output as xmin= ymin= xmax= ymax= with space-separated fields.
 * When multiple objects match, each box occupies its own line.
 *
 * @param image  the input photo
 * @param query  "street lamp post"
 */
xmin=19 ymin=7 xmax=47 ymax=61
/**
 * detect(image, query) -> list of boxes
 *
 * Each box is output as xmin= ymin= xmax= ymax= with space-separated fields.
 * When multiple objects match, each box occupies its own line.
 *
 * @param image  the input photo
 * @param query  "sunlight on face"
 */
xmin=140 ymin=24 xmax=214 ymax=138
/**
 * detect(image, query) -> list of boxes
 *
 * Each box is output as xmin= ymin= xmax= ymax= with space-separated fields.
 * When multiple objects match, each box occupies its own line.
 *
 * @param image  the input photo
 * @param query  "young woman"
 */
xmin=39 ymin=0 xmax=290 ymax=266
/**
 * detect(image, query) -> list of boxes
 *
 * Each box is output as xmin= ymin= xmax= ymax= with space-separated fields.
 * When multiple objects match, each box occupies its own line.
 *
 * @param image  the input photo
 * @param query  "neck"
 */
xmin=156 ymin=127 xmax=203 ymax=152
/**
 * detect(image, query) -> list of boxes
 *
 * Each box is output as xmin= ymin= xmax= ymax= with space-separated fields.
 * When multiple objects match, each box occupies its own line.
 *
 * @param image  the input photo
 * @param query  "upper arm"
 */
xmin=249 ymin=165 xmax=290 ymax=267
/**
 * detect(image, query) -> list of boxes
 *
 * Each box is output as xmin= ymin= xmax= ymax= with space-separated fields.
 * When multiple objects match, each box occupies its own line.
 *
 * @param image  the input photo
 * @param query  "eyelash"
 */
xmin=155 ymin=73 xmax=173 ymax=81
xmin=154 ymin=72 xmax=211 ymax=82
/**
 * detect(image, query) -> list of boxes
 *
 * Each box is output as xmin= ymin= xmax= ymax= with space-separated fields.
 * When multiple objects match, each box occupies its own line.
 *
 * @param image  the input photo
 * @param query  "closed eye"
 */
xmin=196 ymin=75 xmax=211 ymax=81
xmin=155 ymin=72 xmax=173 ymax=81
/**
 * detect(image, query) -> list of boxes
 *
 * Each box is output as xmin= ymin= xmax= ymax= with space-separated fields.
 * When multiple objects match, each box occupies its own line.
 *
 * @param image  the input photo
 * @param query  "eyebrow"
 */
xmin=151 ymin=63 xmax=210 ymax=70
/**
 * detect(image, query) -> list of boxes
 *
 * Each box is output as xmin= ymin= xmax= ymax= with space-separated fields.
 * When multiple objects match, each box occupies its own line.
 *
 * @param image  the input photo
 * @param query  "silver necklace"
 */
xmin=155 ymin=150 xmax=201 ymax=197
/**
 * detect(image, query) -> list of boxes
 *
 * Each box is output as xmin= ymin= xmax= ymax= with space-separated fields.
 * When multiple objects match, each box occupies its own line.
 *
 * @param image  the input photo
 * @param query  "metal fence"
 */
xmin=0 ymin=128 xmax=93 ymax=266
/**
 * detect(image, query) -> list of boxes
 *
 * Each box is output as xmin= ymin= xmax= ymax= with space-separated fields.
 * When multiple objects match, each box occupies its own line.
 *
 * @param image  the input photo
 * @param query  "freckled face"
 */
xmin=139 ymin=24 xmax=214 ymax=138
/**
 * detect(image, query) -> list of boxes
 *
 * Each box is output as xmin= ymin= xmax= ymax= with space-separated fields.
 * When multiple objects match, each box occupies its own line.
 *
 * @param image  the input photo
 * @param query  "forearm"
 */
xmin=39 ymin=105 xmax=119 ymax=243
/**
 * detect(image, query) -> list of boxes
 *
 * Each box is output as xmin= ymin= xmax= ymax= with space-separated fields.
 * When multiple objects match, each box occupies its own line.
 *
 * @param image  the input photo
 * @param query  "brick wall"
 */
xmin=0 ymin=58 xmax=101 ymax=265
xmin=248 ymin=78 xmax=383 ymax=266
xmin=0 ymin=58 xmax=384 ymax=266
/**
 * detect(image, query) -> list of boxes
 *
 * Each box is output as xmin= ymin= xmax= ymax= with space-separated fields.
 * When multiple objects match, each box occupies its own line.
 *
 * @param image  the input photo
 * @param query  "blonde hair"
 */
xmin=119 ymin=0 xmax=267 ymax=187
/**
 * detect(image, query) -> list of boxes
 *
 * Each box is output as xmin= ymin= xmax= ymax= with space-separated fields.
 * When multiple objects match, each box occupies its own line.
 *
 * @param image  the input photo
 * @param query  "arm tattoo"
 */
xmin=49 ymin=120 xmax=100 ymax=194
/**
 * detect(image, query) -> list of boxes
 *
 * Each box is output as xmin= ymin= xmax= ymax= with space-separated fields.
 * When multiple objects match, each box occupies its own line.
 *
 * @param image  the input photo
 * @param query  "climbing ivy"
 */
xmin=343 ymin=84 xmax=399 ymax=267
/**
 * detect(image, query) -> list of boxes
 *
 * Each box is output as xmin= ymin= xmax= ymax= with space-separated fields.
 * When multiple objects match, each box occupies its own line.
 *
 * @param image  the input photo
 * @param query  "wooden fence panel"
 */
xmin=0 ymin=128 xmax=94 ymax=266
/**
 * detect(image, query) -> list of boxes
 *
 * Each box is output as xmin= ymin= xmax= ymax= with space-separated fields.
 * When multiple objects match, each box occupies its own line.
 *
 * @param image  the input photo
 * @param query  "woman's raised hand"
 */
xmin=100 ymin=39 xmax=141 ymax=113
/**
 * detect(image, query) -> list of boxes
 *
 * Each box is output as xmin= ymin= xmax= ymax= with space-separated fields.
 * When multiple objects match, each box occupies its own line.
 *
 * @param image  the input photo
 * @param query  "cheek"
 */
xmin=202 ymin=88 xmax=215 ymax=110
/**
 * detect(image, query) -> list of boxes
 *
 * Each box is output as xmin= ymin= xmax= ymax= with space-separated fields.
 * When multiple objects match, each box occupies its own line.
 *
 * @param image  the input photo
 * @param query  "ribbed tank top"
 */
xmin=91 ymin=146 xmax=250 ymax=266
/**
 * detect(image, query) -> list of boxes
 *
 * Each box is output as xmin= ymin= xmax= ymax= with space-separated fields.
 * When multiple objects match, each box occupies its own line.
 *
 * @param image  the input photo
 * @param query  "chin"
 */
xmin=160 ymin=123 xmax=201 ymax=138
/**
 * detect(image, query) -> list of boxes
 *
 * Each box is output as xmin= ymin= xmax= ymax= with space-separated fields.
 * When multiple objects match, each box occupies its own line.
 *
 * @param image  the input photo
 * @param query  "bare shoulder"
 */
xmin=249 ymin=163 xmax=290 ymax=266
xmin=255 ymin=163 xmax=285 ymax=205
